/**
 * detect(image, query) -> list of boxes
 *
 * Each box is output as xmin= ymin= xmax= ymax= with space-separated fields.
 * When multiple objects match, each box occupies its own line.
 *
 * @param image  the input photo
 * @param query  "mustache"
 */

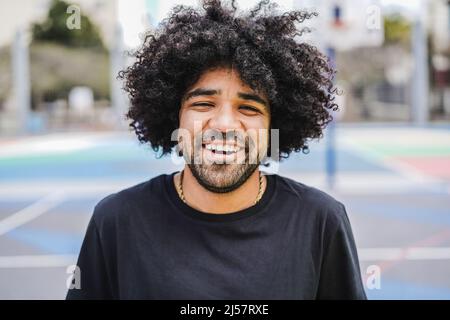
xmin=196 ymin=130 xmax=246 ymax=145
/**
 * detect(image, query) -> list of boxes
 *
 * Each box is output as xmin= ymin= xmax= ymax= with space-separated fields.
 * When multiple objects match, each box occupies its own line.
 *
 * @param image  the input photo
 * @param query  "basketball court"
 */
xmin=0 ymin=124 xmax=449 ymax=299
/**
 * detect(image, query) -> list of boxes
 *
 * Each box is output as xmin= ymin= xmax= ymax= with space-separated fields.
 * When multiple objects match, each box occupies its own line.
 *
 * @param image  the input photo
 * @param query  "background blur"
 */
xmin=0 ymin=0 xmax=449 ymax=299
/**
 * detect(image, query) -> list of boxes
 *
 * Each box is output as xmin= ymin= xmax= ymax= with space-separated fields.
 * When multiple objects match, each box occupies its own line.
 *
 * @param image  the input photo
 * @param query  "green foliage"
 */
xmin=28 ymin=0 xmax=109 ymax=105
xmin=30 ymin=43 xmax=110 ymax=105
xmin=384 ymin=14 xmax=411 ymax=46
xmin=32 ymin=0 xmax=104 ymax=49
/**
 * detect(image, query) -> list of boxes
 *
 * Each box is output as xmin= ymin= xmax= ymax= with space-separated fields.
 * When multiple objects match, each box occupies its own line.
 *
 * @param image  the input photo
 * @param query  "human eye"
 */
xmin=239 ymin=105 xmax=261 ymax=115
xmin=190 ymin=102 xmax=214 ymax=111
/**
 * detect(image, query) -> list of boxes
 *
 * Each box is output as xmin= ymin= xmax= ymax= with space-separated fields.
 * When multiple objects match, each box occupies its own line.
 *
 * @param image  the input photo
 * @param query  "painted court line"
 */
xmin=359 ymin=247 xmax=450 ymax=261
xmin=339 ymin=133 xmax=448 ymax=186
xmin=0 ymin=191 xmax=66 ymax=236
xmin=0 ymin=254 xmax=77 ymax=268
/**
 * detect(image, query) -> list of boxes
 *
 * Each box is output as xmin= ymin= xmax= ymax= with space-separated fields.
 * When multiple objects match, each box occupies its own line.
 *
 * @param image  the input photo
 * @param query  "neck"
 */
xmin=175 ymin=166 xmax=265 ymax=214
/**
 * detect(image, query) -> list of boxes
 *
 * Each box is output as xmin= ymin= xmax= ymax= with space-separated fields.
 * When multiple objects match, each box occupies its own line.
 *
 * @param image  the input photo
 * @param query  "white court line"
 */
xmin=358 ymin=247 xmax=450 ymax=261
xmin=0 ymin=131 xmax=132 ymax=159
xmin=0 ymin=191 xmax=66 ymax=236
xmin=0 ymin=180 xmax=138 ymax=199
xmin=0 ymin=254 xmax=77 ymax=268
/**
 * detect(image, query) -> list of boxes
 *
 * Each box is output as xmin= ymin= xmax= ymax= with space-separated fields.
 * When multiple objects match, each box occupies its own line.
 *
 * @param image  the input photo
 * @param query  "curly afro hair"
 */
xmin=119 ymin=0 xmax=338 ymax=159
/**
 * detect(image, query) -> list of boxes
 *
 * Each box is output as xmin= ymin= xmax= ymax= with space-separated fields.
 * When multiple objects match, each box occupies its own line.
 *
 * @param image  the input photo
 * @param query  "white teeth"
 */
xmin=204 ymin=144 xmax=240 ymax=153
xmin=224 ymin=145 xmax=237 ymax=152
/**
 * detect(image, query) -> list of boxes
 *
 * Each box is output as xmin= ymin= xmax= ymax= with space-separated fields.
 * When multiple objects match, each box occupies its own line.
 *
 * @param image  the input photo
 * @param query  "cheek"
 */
xmin=179 ymin=110 xmax=208 ymax=150
xmin=244 ymin=115 xmax=270 ymax=130
xmin=179 ymin=109 xmax=210 ymax=129
xmin=243 ymin=117 xmax=270 ymax=147
xmin=257 ymin=116 xmax=271 ymax=150
xmin=179 ymin=111 xmax=196 ymax=136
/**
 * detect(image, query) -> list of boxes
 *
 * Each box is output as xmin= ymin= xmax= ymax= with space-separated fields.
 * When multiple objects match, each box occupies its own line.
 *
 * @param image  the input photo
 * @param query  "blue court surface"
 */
xmin=0 ymin=125 xmax=449 ymax=299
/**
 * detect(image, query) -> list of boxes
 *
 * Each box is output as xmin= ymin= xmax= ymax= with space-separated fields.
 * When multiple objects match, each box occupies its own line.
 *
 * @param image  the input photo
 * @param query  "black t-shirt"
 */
xmin=66 ymin=172 xmax=367 ymax=300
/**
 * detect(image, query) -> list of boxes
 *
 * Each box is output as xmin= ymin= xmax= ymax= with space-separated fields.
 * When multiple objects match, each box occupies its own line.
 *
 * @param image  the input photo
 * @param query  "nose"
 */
xmin=207 ymin=103 xmax=242 ymax=133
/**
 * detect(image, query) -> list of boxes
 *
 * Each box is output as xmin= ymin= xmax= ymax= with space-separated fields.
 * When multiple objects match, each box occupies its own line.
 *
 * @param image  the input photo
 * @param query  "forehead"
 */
xmin=189 ymin=67 xmax=264 ymax=97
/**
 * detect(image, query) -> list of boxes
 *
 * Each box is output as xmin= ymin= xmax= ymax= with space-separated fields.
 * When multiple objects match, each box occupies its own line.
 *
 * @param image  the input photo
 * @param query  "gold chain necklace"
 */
xmin=177 ymin=170 xmax=264 ymax=205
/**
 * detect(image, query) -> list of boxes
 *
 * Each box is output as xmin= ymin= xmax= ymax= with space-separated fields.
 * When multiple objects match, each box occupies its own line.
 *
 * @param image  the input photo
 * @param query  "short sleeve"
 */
xmin=66 ymin=214 xmax=113 ymax=300
xmin=316 ymin=204 xmax=367 ymax=300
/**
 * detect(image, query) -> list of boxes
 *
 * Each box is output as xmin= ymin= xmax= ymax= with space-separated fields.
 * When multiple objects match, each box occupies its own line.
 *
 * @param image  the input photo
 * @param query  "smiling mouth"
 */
xmin=201 ymin=143 xmax=243 ymax=155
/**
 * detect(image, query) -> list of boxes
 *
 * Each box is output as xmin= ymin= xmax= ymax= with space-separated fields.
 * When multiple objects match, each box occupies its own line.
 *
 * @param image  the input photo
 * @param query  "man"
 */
xmin=67 ymin=0 xmax=367 ymax=300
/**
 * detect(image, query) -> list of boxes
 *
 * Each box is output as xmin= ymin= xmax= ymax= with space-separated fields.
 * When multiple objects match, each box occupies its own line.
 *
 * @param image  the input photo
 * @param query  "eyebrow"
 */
xmin=183 ymin=88 xmax=219 ymax=102
xmin=183 ymin=87 xmax=269 ymax=109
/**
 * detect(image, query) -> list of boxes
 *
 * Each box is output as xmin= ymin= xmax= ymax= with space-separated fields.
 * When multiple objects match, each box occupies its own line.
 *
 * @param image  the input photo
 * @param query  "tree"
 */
xmin=384 ymin=14 xmax=411 ymax=47
xmin=32 ymin=0 xmax=104 ymax=49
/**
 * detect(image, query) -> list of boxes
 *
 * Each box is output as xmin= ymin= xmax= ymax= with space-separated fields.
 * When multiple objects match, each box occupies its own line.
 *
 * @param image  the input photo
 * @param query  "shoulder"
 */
xmin=91 ymin=173 xmax=169 ymax=228
xmin=273 ymin=174 xmax=348 ymax=226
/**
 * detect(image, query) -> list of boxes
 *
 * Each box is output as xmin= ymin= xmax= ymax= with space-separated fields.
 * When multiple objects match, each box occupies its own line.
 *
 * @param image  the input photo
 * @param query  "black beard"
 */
xmin=185 ymin=129 xmax=261 ymax=193
xmin=188 ymin=162 xmax=259 ymax=193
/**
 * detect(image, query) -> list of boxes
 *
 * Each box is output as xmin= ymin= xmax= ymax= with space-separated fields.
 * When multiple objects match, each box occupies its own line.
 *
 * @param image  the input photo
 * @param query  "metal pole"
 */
xmin=110 ymin=23 xmax=127 ymax=129
xmin=411 ymin=2 xmax=429 ymax=126
xmin=11 ymin=28 xmax=31 ymax=134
